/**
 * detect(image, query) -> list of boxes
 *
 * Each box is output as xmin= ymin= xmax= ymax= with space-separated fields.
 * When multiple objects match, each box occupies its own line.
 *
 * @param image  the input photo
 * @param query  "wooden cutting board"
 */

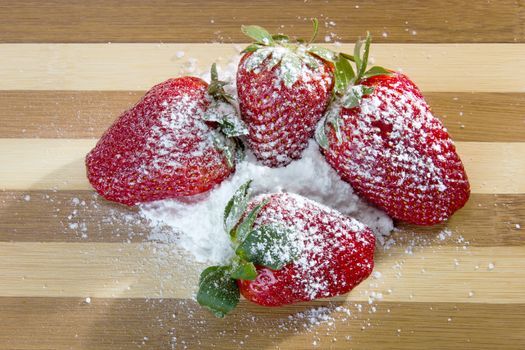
xmin=1 ymin=1 xmax=524 ymax=349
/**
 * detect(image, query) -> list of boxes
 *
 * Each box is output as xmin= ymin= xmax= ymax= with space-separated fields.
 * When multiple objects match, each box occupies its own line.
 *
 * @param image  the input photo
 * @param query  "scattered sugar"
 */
xmin=84 ymin=297 xmax=91 ymax=304
xmin=488 ymin=262 xmax=495 ymax=270
xmin=372 ymin=271 xmax=382 ymax=279
xmin=437 ymin=228 xmax=452 ymax=241
xmin=516 ymin=224 xmax=521 ymax=229
xmin=23 ymin=194 xmax=31 ymax=202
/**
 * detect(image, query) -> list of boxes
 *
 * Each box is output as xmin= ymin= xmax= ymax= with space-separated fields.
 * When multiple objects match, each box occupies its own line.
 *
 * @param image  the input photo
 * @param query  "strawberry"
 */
xmin=316 ymin=34 xmax=470 ymax=225
xmin=86 ymin=64 xmax=247 ymax=206
xmin=236 ymin=20 xmax=336 ymax=167
xmin=197 ymin=181 xmax=375 ymax=316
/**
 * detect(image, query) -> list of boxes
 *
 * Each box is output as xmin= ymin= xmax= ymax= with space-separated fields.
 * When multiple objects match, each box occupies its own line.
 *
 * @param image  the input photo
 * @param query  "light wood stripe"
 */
xmin=1 ymin=298 xmax=523 ymax=350
xmin=1 ymin=91 xmax=524 ymax=141
xmin=1 ymin=44 xmax=524 ymax=92
xmin=0 ymin=0 xmax=522 ymax=44
xmin=0 ymin=139 xmax=522 ymax=194
xmin=1 ymin=191 xmax=523 ymax=247
xmin=0 ymin=242 xmax=522 ymax=303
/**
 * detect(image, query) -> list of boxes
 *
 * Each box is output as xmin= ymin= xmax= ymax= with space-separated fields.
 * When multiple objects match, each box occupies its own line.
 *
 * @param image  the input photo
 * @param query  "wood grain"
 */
xmin=1 ymin=191 xmax=523 ymax=247
xmin=1 ymin=91 xmax=524 ymax=141
xmin=1 ymin=139 xmax=523 ymax=193
xmin=0 ymin=242 xmax=523 ymax=302
xmin=1 ymin=44 xmax=524 ymax=92
xmin=0 ymin=0 xmax=523 ymax=44
xmin=1 ymin=298 xmax=524 ymax=350
xmin=2 ymin=2 xmax=524 ymax=349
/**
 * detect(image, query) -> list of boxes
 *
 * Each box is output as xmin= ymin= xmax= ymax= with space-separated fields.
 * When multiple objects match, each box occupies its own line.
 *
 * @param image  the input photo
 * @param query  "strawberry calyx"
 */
xmin=316 ymin=33 xmax=392 ymax=149
xmin=202 ymin=63 xmax=248 ymax=167
xmin=240 ymin=19 xmax=340 ymax=88
xmin=197 ymin=180 xmax=301 ymax=318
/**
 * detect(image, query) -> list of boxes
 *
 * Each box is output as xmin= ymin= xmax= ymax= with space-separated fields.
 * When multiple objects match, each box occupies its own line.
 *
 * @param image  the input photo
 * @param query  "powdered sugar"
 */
xmin=140 ymin=141 xmax=393 ymax=264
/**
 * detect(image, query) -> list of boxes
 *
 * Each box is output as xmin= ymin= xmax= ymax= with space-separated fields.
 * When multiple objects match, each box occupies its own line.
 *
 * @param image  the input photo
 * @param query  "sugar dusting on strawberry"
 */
xmin=323 ymin=73 xmax=470 ymax=224
xmin=86 ymin=67 xmax=247 ymax=206
xmin=317 ymin=33 xmax=470 ymax=225
xmin=237 ymin=21 xmax=335 ymax=167
xmin=196 ymin=182 xmax=375 ymax=316
xmin=237 ymin=192 xmax=375 ymax=306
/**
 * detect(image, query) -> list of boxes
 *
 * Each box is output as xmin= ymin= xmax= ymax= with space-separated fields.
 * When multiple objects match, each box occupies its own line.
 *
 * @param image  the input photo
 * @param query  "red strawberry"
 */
xmin=86 ymin=65 xmax=247 ymax=206
xmin=237 ymin=20 xmax=335 ymax=167
xmin=317 ymin=34 xmax=470 ymax=225
xmin=197 ymin=181 xmax=375 ymax=316
xmin=237 ymin=192 xmax=375 ymax=306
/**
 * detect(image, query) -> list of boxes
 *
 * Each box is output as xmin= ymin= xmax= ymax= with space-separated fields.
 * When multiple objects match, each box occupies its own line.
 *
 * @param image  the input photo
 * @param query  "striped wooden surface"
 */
xmin=1 ymin=1 xmax=524 ymax=349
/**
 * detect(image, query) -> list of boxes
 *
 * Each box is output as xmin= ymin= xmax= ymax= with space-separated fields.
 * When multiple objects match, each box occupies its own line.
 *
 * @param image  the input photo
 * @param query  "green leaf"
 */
xmin=362 ymin=85 xmax=375 ymax=95
xmin=233 ymin=138 xmax=246 ymax=164
xmin=241 ymin=43 xmax=263 ymax=54
xmin=340 ymin=52 xmax=355 ymax=62
xmin=280 ymin=52 xmax=302 ymax=88
xmin=219 ymin=118 xmax=249 ymax=138
xmin=362 ymin=66 xmax=392 ymax=79
xmin=341 ymin=85 xmax=374 ymax=109
xmin=266 ymin=48 xmax=286 ymax=71
xmin=315 ymin=118 xmax=329 ymax=149
xmin=230 ymin=260 xmax=257 ymax=280
xmin=203 ymin=100 xmax=248 ymax=138
xmin=358 ymin=32 xmax=372 ymax=79
xmin=301 ymin=52 xmax=320 ymax=70
xmin=235 ymin=199 xmax=268 ymax=242
xmin=333 ymin=56 xmax=355 ymax=94
xmin=197 ymin=266 xmax=240 ymax=318
xmin=212 ymin=132 xmax=237 ymax=168
xmin=207 ymin=80 xmax=228 ymax=96
xmin=353 ymin=37 xmax=363 ymax=74
xmin=271 ymin=34 xmax=290 ymax=42
xmin=224 ymin=180 xmax=252 ymax=235
xmin=236 ymin=224 xmax=300 ymax=270
xmin=210 ymin=63 xmax=218 ymax=82
xmin=326 ymin=110 xmax=343 ymax=143
xmin=307 ymin=46 xmax=336 ymax=62
xmin=309 ymin=18 xmax=319 ymax=43
xmin=241 ymin=25 xmax=274 ymax=45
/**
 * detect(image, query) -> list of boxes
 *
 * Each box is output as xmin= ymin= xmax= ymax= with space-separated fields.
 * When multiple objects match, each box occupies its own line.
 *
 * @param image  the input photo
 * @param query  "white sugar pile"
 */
xmin=139 ymin=140 xmax=393 ymax=264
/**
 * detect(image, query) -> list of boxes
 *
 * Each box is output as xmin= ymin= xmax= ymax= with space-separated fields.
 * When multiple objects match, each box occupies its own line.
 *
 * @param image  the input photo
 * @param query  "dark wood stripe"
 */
xmin=0 ymin=190 xmax=151 ymax=243
xmin=0 ymin=0 xmax=523 ymax=43
xmin=0 ymin=297 xmax=523 ymax=349
xmin=1 ymin=91 xmax=524 ymax=141
xmin=1 ymin=191 xmax=523 ymax=246
xmin=426 ymin=93 xmax=525 ymax=142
